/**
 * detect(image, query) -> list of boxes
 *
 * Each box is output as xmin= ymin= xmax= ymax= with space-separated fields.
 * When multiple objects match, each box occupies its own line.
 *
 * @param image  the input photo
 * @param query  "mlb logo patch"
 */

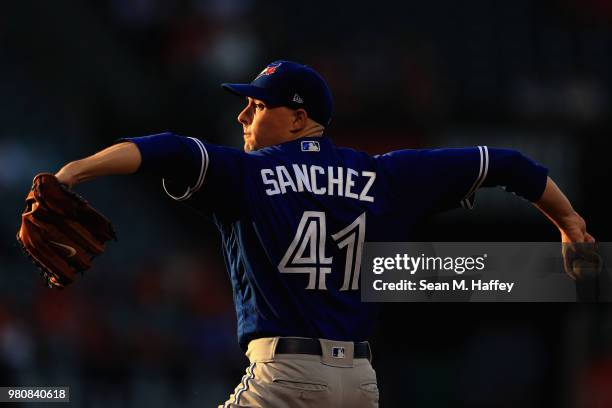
xmin=301 ymin=141 xmax=320 ymax=152
xmin=332 ymin=347 xmax=345 ymax=359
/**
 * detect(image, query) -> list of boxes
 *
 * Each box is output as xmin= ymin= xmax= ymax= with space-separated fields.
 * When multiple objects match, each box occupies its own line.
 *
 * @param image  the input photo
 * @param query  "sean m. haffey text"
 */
xmin=373 ymin=253 xmax=488 ymax=275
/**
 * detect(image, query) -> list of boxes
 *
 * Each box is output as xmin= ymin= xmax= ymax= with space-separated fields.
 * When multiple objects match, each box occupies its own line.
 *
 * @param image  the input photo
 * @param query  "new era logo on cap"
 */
xmin=301 ymin=141 xmax=320 ymax=152
xmin=292 ymin=93 xmax=304 ymax=104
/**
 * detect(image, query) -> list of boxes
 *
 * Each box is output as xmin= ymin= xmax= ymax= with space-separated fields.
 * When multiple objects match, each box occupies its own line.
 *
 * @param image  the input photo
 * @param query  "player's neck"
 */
xmin=289 ymin=122 xmax=325 ymax=141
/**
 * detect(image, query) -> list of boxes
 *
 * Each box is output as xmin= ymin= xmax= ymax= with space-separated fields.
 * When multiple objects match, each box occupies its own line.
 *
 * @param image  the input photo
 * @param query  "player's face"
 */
xmin=237 ymin=97 xmax=296 ymax=152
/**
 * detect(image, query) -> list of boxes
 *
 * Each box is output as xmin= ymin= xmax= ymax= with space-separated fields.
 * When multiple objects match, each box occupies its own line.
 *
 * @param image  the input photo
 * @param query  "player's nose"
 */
xmin=237 ymin=104 xmax=252 ymax=126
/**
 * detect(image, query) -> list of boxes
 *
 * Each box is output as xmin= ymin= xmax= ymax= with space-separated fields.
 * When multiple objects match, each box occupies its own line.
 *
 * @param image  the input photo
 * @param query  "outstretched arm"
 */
xmin=534 ymin=177 xmax=595 ymax=244
xmin=470 ymin=148 xmax=594 ymax=244
xmin=55 ymin=142 xmax=142 ymax=187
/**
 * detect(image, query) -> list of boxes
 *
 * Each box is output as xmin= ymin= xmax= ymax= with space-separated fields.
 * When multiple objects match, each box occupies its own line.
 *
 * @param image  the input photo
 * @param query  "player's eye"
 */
xmin=255 ymin=103 xmax=265 ymax=111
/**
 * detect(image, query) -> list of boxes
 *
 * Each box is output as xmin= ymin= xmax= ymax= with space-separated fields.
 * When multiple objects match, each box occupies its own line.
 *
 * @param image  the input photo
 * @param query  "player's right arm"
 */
xmin=377 ymin=146 xmax=594 ymax=243
xmin=534 ymin=177 xmax=594 ymax=244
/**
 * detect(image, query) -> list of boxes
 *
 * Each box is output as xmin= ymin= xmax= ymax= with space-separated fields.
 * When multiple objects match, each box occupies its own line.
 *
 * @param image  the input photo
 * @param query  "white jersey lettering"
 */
xmin=276 ymin=165 xmax=297 ymax=193
xmin=311 ymin=165 xmax=326 ymax=194
xmin=260 ymin=165 xmax=376 ymax=202
xmin=292 ymin=164 xmax=312 ymax=192
xmin=359 ymin=171 xmax=376 ymax=202
xmin=261 ymin=169 xmax=280 ymax=195
xmin=345 ymin=168 xmax=359 ymax=199
xmin=328 ymin=166 xmax=343 ymax=197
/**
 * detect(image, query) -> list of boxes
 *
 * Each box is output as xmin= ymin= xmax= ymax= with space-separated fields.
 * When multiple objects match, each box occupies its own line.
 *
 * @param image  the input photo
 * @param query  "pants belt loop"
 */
xmin=270 ymin=337 xmax=280 ymax=360
xmin=246 ymin=337 xmax=279 ymax=363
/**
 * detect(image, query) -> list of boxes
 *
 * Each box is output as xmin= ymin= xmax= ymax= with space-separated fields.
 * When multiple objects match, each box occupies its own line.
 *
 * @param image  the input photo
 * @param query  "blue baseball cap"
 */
xmin=221 ymin=60 xmax=333 ymax=127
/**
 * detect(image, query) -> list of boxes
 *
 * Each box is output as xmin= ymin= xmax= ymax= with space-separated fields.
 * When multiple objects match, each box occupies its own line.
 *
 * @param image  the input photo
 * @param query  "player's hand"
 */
xmin=558 ymin=212 xmax=600 ymax=280
xmin=55 ymin=162 xmax=79 ymax=188
xmin=557 ymin=211 xmax=593 ymax=244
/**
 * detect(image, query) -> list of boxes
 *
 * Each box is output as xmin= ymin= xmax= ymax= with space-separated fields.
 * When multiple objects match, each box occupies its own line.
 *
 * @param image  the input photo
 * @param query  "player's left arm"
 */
xmin=55 ymin=141 xmax=142 ymax=186
xmin=55 ymin=132 xmax=247 ymax=214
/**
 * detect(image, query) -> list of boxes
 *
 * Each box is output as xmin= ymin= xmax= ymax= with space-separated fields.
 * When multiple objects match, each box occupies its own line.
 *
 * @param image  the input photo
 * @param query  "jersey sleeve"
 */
xmin=378 ymin=146 xmax=548 ymax=213
xmin=119 ymin=132 xmax=247 ymax=217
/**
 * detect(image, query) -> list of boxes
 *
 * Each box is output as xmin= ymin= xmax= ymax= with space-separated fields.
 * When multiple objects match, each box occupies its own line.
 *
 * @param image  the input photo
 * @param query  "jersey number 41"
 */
xmin=278 ymin=211 xmax=366 ymax=291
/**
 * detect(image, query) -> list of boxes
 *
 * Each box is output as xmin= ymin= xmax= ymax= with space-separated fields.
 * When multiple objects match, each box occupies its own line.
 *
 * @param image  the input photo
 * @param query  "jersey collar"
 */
xmin=279 ymin=134 xmax=333 ymax=152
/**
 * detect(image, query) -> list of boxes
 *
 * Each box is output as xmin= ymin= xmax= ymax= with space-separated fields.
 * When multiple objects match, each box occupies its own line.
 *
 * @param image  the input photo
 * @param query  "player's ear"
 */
xmin=290 ymin=109 xmax=308 ymax=131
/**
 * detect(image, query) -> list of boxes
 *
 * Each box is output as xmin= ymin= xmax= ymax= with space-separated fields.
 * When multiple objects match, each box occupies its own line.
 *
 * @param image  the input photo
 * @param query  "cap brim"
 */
xmin=221 ymin=83 xmax=273 ymax=103
xmin=221 ymin=83 xmax=288 ymax=107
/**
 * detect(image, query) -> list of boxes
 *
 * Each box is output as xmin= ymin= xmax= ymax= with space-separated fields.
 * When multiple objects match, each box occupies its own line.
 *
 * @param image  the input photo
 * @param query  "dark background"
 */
xmin=1 ymin=0 xmax=611 ymax=406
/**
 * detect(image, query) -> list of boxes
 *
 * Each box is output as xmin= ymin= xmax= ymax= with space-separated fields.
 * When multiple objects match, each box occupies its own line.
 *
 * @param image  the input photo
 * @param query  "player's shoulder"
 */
xmin=332 ymin=142 xmax=424 ymax=164
xmin=334 ymin=144 xmax=373 ymax=159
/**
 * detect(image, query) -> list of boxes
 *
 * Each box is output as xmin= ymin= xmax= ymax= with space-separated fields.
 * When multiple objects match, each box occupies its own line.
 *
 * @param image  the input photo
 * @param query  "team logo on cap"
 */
xmin=256 ymin=62 xmax=282 ymax=79
xmin=301 ymin=141 xmax=320 ymax=152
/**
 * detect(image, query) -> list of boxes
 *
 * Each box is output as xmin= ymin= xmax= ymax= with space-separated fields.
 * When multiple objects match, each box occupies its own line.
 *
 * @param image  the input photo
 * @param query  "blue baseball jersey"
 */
xmin=124 ymin=132 xmax=548 ymax=350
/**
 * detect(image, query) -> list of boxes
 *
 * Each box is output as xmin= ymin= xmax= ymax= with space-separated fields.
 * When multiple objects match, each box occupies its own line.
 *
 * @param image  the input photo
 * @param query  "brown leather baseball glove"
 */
xmin=16 ymin=173 xmax=116 ymax=289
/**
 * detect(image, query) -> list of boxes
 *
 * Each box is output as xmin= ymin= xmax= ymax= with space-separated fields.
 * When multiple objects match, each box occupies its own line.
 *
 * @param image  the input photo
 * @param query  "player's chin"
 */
xmin=243 ymin=137 xmax=257 ymax=152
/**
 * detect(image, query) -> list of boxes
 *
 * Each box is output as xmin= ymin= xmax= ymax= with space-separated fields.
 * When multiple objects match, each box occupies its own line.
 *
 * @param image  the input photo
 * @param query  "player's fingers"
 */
xmin=564 ymin=260 xmax=577 ymax=280
xmin=585 ymin=232 xmax=596 ymax=243
xmin=562 ymin=244 xmax=577 ymax=280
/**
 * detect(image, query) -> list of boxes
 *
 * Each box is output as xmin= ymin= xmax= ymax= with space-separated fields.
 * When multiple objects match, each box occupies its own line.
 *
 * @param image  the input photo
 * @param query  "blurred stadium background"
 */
xmin=1 ymin=0 xmax=611 ymax=406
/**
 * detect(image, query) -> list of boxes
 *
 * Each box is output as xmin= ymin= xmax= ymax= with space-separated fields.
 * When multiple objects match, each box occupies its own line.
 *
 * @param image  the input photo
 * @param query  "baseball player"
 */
xmin=53 ymin=60 xmax=594 ymax=407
